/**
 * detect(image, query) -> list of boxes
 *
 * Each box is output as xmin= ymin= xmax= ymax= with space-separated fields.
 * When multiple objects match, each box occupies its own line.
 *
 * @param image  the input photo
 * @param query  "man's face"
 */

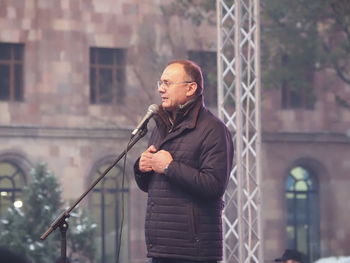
xmin=158 ymin=63 xmax=195 ymax=112
xmin=284 ymin=260 xmax=299 ymax=263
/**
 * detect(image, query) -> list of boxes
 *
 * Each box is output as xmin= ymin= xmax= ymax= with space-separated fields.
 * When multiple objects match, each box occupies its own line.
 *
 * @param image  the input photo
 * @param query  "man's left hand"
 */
xmin=151 ymin=150 xmax=173 ymax=174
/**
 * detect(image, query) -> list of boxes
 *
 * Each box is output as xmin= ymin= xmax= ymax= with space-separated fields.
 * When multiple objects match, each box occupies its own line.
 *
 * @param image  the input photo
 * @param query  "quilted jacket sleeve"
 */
xmin=133 ymin=157 xmax=154 ymax=193
xmin=133 ymin=128 xmax=158 ymax=193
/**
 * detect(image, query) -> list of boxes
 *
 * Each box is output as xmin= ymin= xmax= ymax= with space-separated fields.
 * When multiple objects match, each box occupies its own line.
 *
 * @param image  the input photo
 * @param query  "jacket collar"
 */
xmin=155 ymin=95 xmax=204 ymax=136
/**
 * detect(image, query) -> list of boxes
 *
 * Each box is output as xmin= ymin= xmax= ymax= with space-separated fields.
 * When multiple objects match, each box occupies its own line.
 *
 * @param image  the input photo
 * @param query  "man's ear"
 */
xmin=186 ymin=82 xmax=198 ymax=97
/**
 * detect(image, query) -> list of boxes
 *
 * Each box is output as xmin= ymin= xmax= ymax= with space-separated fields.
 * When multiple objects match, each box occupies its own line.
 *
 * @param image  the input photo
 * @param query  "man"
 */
xmin=134 ymin=60 xmax=234 ymax=263
xmin=274 ymin=249 xmax=304 ymax=263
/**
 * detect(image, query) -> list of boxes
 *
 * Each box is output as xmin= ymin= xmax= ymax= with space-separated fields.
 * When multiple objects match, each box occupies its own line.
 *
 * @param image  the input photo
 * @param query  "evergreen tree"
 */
xmin=0 ymin=163 xmax=96 ymax=263
xmin=69 ymin=208 xmax=97 ymax=262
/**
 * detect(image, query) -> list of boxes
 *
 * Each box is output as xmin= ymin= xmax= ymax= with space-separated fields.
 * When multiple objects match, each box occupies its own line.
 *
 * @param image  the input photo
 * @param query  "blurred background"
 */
xmin=0 ymin=0 xmax=349 ymax=263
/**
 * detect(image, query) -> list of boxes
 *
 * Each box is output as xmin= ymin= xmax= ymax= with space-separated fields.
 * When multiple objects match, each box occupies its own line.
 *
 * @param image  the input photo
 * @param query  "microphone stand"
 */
xmin=40 ymin=126 xmax=149 ymax=263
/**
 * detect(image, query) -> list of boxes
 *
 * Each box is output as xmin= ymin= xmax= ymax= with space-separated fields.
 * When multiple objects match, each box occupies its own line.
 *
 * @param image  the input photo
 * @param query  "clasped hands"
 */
xmin=139 ymin=145 xmax=173 ymax=174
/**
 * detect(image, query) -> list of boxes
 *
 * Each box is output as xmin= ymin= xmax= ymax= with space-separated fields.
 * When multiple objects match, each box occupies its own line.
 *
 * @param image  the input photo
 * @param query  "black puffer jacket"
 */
xmin=134 ymin=96 xmax=234 ymax=261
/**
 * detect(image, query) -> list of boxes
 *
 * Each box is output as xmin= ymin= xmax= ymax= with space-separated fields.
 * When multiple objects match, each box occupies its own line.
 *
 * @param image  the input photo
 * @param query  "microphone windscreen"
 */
xmin=148 ymin=104 xmax=159 ymax=114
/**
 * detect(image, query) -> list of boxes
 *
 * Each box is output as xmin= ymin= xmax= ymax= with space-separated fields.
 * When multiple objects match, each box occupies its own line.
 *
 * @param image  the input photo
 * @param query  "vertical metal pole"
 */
xmin=217 ymin=0 xmax=223 ymax=111
xmin=59 ymin=221 xmax=68 ymax=263
xmin=254 ymin=1 xmax=263 ymax=261
xmin=234 ymin=0 xmax=245 ymax=262
xmin=217 ymin=0 xmax=263 ymax=262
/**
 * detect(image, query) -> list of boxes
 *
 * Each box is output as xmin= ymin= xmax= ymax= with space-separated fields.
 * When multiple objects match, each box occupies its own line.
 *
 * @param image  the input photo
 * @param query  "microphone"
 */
xmin=131 ymin=104 xmax=159 ymax=136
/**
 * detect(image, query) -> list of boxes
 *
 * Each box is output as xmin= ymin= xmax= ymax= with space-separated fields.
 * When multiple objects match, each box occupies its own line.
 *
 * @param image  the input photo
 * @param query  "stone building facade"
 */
xmin=0 ymin=1 xmax=216 ymax=263
xmin=0 ymin=1 xmax=349 ymax=263
xmin=261 ymin=71 xmax=350 ymax=262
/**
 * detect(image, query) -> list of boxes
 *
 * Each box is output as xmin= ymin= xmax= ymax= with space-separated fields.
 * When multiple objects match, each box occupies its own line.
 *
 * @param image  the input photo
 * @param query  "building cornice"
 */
xmin=1 ymin=126 xmax=349 ymax=143
xmin=0 ymin=125 xmax=134 ymax=140
xmin=262 ymin=132 xmax=350 ymax=144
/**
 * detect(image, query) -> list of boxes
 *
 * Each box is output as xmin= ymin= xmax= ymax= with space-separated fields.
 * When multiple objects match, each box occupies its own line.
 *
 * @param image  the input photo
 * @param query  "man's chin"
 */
xmin=161 ymin=102 xmax=172 ymax=110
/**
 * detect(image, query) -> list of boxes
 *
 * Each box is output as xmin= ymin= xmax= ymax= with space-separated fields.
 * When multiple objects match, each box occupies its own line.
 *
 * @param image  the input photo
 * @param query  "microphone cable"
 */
xmin=116 ymin=135 xmax=133 ymax=263
xmin=116 ymin=104 xmax=158 ymax=262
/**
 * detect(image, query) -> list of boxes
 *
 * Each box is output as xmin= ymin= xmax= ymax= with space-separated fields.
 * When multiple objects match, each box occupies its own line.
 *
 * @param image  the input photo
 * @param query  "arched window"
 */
xmin=285 ymin=166 xmax=319 ymax=263
xmin=90 ymin=162 xmax=129 ymax=263
xmin=0 ymin=161 xmax=27 ymax=218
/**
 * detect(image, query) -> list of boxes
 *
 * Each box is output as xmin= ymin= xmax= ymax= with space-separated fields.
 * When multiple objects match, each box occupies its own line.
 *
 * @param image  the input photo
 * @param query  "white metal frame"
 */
xmin=217 ymin=0 xmax=263 ymax=262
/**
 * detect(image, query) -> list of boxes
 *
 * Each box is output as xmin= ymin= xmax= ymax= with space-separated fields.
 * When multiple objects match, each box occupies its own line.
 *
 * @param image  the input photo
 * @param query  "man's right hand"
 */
xmin=139 ymin=145 xmax=157 ymax=173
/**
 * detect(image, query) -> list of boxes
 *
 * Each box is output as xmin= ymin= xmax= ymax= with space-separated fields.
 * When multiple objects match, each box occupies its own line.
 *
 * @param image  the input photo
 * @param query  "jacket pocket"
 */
xmin=146 ymin=200 xmax=156 ymax=248
xmin=188 ymin=203 xmax=199 ymax=242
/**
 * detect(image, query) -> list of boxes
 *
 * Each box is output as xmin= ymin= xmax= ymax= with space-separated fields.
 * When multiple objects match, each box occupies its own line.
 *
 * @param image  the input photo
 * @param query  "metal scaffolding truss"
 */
xmin=217 ymin=0 xmax=263 ymax=262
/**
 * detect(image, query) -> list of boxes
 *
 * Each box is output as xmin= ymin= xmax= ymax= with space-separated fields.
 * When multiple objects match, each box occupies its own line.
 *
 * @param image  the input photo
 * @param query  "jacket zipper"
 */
xmin=190 ymin=204 xmax=199 ymax=243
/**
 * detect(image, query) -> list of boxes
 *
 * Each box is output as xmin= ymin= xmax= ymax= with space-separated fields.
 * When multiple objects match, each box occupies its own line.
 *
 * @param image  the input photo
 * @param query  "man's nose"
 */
xmin=158 ymin=85 xmax=165 ymax=93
